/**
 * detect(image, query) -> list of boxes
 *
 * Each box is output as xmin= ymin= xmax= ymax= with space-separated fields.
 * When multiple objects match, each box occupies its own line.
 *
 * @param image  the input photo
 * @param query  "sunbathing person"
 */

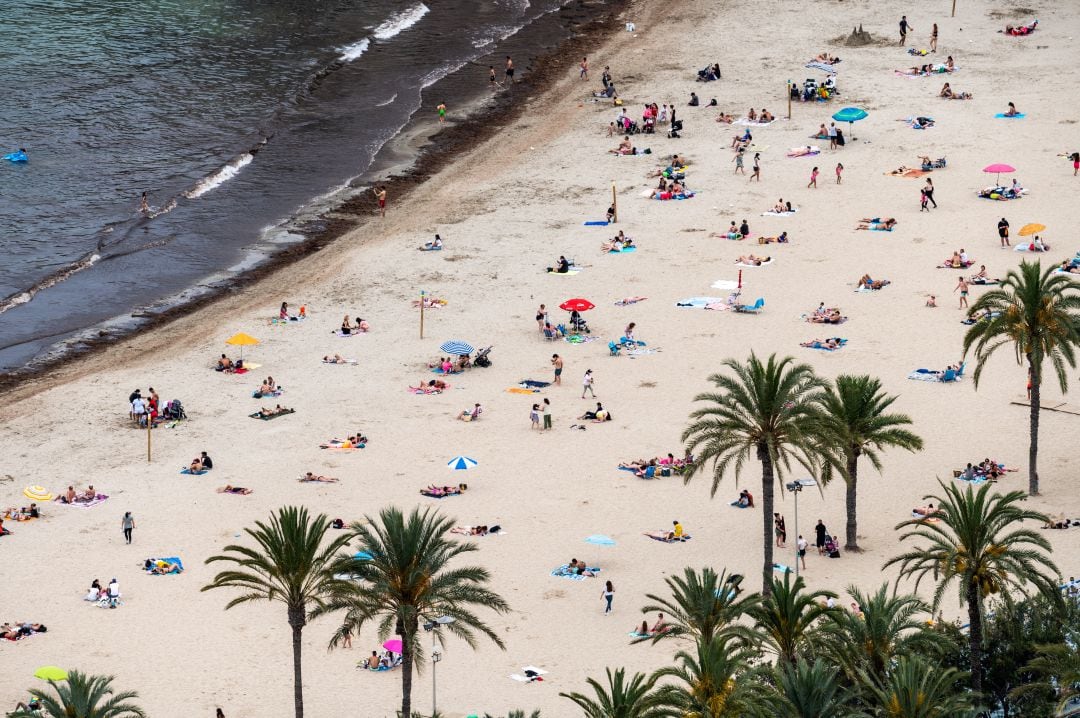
xmin=858 ymin=274 xmax=890 ymax=290
xmin=801 ymin=337 xmax=842 ymax=349
xmin=939 ymin=82 xmax=972 ymax=99
xmin=149 ymin=560 xmax=183 ymax=575
xmin=420 ymin=484 xmax=467 ymax=497
xmin=459 ymin=403 xmax=483 ymax=421
xmin=735 ymin=255 xmax=769 ymax=266
xmin=788 ymin=146 xmax=817 ymax=157
xmin=217 ymin=485 xmax=252 ymax=494
xmin=855 ymin=217 xmax=897 ymax=230
xmin=1005 ymin=20 xmax=1037 ymax=36
xmin=451 ymin=525 xmax=490 ymax=536
xmin=808 ymin=309 xmax=844 ymax=324
xmin=547 ymin=255 xmax=571 ymax=274
xmin=323 ymin=354 xmax=351 ymax=363
xmin=714 ymin=112 xmax=734 ymax=124
xmin=912 ymin=504 xmax=938 ymax=517
xmin=757 ymin=232 xmax=789 ymax=244
xmin=412 ymin=378 xmax=449 ymax=392
xmin=215 ymin=354 xmax=234 ymax=372
xmin=256 ymin=404 xmax=290 ymax=419
xmin=189 ymin=455 xmax=206 ymax=473
xmin=300 ymin=473 xmax=339 ymax=483
xmin=1061 ymin=260 xmax=1080 ymax=274
xmin=610 ymin=135 xmax=634 ymax=155
xmin=420 ymin=234 xmax=443 ymax=251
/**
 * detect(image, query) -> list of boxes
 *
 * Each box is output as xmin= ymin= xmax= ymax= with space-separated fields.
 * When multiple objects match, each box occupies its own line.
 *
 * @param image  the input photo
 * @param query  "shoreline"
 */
xmin=0 ymin=0 xmax=632 ymax=400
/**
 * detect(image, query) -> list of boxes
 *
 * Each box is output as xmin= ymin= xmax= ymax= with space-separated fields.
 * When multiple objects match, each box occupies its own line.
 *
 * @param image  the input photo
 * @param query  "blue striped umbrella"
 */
xmin=440 ymin=340 xmax=474 ymax=356
xmin=447 ymin=456 xmax=478 ymax=471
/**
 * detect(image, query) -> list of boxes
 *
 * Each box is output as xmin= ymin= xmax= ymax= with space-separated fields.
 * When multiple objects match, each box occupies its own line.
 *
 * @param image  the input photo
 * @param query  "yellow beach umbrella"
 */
xmin=1018 ymin=223 xmax=1046 ymax=237
xmin=23 ymin=485 xmax=53 ymax=501
xmin=225 ymin=332 xmax=260 ymax=362
xmin=34 ymin=666 xmax=68 ymax=681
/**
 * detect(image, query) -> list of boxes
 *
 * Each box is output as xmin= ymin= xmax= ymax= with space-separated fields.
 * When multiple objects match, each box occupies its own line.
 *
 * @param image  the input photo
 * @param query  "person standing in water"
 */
xmin=437 ymin=102 xmax=446 ymax=123
xmin=374 ymin=186 xmax=387 ymax=218
xmin=505 ymin=56 xmax=515 ymax=84
xmin=489 ymin=65 xmax=497 ymax=89
xmin=139 ymin=192 xmax=150 ymax=214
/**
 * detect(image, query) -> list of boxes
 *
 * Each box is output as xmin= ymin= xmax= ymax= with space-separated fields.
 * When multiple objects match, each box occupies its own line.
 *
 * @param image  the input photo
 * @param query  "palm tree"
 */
xmin=654 ymin=634 xmax=774 ymax=717
xmin=318 ymin=506 xmax=510 ymax=718
xmin=635 ymin=566 xmax=759 ymax=646
xmin=560 ymin=667 xmax=674 ymax=718
xmin=202 ymin=506 xmax=353 ymax=718
xmin=773 ymin=659 xmax=862 ymax=718
xmin=749 ymin=573 xmax=836 ymax=666
xmin=962 ymin=259 xmax=1080 ymax=495
xmin=818 ymin=375 xmax=923 ymax=551
xmin=9 ymin=670 xmax=145 ymax=718
xmin=862 ymin=655 xmax=975 ymax=717
xmin=822 ymin=584 xmax=944 ymax=685
xmin=884 ymin=480 xmax=1058 ymax=697
xmin=682 ymin=353 xmax=828 ymax=593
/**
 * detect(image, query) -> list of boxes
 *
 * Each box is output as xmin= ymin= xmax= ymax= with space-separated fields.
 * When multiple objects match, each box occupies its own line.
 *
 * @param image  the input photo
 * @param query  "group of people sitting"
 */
xmin=732 ymin=489 xmax=755 ymax=507
xmin=1 ymin=620 xmax=46 ymax=640
xmin=83 ymin=578 xmax=121 ymax=606
xmin=188 ymin=451 xmax=213 ymax=473
xmin=278 ymin=302 xmax=306 ymax=321
xmin=299 ymin=472 xmax=338 ymax=483
xmin=957 ymin=458 xmax=1009 ymax=481
xmin=978 ymin=181 xmax=1025 ymax=201
xmin=808 ymin=304 xmax=845 ymax=324
xmin=340 ymin=315 xmax=370 ymax=335
xmin=253 ymin=376 xmax=280 ymax=398
xmin=744 ymin=108 xmax=776 ymax=123
xmin=650 ymin=177 xmax=693 ymax=200
xmin=601 ymin=231 xmax=635 ymax=252
xmin=430 ymin=354 xmax=471 ymax=372
xmin=420 ymin=484 xmax=467 ymax=498
xmin=320 ymin=433 xmax=368 ymax=449
xmin=558 ymin=558 xmax=597 ymax=577
xmin=857 ymin=274 xmax=890 ymax=290
xmin=2 ymin=504 xmax=40 ymax=522
xmin=609 ymin=135 xmax=650 ymax=155
xmin=58 ymin=485 xmax=100 ymax=504
xmin=941 ymin=249 xmax=974 ymax=268
xmin=939 ymin=82 xmax=972 ymax=100
xmin=696 ymin=63 xmax=721 ymax=82
xmin=577 ymin=402 xmax=612 ymax=422
xmin=364 ymin=650 xmax=403 ymax=670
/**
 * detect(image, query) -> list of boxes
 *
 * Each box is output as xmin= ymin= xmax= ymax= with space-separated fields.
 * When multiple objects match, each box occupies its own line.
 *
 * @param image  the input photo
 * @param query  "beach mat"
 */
xmin=249 ymin=408 xmax=296 ymax=420
xmin=145 ymin=557 xmax=184 ymax=575
xmin=55 ymin=494 xmax=109 ymax=508
xmin=994 ymin=113 xmax=1025 ymax=118
xmin=583 ymin=220 xmax=609 ymax=226
xmin=645 ymin=533 xmax=692 ymax=542
xmin=180 ymin=468 xmax=209 ymax=475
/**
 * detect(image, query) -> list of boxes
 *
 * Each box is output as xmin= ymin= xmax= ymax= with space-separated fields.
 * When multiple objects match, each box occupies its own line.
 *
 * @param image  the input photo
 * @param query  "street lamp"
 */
xmin=424 ymin=615 xmax=455 ymax=715
xmin=785 ymin=478 xmax=817 ymax=576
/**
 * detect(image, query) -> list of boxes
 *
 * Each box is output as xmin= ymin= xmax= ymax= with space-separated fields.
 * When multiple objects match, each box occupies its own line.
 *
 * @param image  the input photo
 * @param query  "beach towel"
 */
xmin=420 ymin=489 xmax=461 ymax=499
xmin=551 ymin=564 xmax=600 ymax=580
xmin=180 ymin=468 xmax=209 ymax=475
xmin=705 ymin=302 xmax=734 ymax=311
xmin=645 ymin=533 xmax=692 ymax=542
xmin=729 ymin=501 xmax=750 ymax=509
xmin=772 ymin=563 xmax=794 ymax=574
xmin=885 ymin=169 xmax=927 ymax=178
xmin=994 ymin=113 xmax=1025 ymax=119
xmin=322 ymin=358 xmax=358 ymax=364
xmin=548 ymin=270 xmax=581 ymax=276
xmin=737 ymin=118 xmax=776 ymax=127
xmin=334 ymin=331 xmax=357 ymax=338
xmin=628 ymin=631 xmax=656 ymax=638
xmin=711 ymin=280 xmax=740 ymax=290
xmin=145 ymin=557 xmax=184 ymax=575
xmin=252 ymin=389 xmax=283 ymax=398
xmin=805 ymin=61 xmax=837 ymax=74
xmin=676 ymin=296 xmax=725 ymax=308
xmin=761 ymin=209 xmax=799 ymax=216
xmin=506 ymin=387 xmax=540 ymax=394
xmin=510 ymin=667 xmax=548 ymax=682
xmin=868 ymin=225 xmax=894 ymax=232
xmin=249 ymin=408 xmax=296 ymax=420
xmin=1014 ymin=243 xmax=1046 ymax=252
xmin=609 ymin=245 xmax=637 ymax=253
xmin=786 ymin=146 xmax=820 ymax=157
xmin=56 ymin=494 xmax=109 ymax=508
xmin=736 ymin=258 xmax=773 ymax=267
xmin=804 ymin=339 xmax=848 ymax=351
xmin=518 ymin=379 xmax=551 ymax=388
xmin=583 ymin=220 xmax=610 ymax=226
xmin=408 ymin=385 xmax=447 ymax=395
xmin=564 ymin=334 xmax=602 ymax=344
xmin=907 ymin=369 xmax=957 ymax=382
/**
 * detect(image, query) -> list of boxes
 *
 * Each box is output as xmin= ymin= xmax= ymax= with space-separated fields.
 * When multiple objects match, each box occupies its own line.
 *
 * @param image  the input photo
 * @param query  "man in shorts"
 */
xmin=551 ymin=353 xmax=563 ymax=385
xmin=797 ymin=535 xmax=808 ymax=570
xmin=899 ymin=15 xmax=912 ymax=46
xmin=374 ymin=186 xmax=387 ymax=218
xmin=505 ymin=56 xmax=515 ymax=84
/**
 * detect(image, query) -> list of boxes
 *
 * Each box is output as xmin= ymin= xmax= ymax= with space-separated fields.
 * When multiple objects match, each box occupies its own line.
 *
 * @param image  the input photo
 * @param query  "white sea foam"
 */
xmin=338 ymin=38 xmax=370 ymax=62
xmin=373 ymin=3 xmax=429 ymax=40
xmin=184 ymin=153 xmax=254 ymax=199
xmin=376 ymin=93 xmax=398 ymax=107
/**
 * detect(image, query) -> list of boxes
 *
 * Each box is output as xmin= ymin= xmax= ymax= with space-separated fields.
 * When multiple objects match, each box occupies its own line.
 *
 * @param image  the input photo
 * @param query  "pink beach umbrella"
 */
xmin=982 ymin=163 xmax=1015 ymax=185
xmin=382 ymin=638 xmax=403 ymax=654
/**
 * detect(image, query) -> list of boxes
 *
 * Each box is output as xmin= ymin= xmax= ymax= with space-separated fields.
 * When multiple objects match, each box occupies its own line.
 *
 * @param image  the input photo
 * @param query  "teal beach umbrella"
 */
xmin=831 ymin=106 xmax=869 ymax=139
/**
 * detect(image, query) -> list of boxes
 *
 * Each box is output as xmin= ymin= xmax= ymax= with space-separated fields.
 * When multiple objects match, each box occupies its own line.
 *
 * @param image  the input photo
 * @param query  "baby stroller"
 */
xmin=667 ymin=119 xmax=683 ymax=139
xmin=641 ymin=116 xmax=655 ymax=134
xmin=473 ymin=346 xmax=493 ymax=368
xmin=163 ymin=399 xmax=187 ymax=421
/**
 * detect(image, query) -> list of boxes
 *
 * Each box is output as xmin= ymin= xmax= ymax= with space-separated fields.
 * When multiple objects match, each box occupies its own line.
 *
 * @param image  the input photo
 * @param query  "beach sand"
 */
xmin=3 ymin=0 xmax=1080 ymax=715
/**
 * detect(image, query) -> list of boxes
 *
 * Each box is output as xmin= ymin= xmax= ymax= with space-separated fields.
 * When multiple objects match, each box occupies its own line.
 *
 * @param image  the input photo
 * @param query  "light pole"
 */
xmin=785 ymin=478 xmax=816 ymax=576
xmin=424 ymin=615 xmax=455 ymax=715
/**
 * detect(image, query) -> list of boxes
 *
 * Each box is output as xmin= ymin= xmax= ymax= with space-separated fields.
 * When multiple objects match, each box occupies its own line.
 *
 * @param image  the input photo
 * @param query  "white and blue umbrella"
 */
xmin=585 ymin=534 xmax=616 ymax=546
xmin=447 ymin=456 xmax=478 ymax=471
xmin=440 ymin=340 xmax=474 ymax=356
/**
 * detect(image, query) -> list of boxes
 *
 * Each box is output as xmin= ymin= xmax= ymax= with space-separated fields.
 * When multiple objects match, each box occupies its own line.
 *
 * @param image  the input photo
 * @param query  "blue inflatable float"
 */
xmin=3 ymin=150 xmax=28 ymax=163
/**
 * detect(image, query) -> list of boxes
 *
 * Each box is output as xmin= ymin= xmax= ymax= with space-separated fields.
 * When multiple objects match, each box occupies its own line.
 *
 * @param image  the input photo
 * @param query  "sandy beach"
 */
xmin=3 ymin=0 xmax=1080 ymax=715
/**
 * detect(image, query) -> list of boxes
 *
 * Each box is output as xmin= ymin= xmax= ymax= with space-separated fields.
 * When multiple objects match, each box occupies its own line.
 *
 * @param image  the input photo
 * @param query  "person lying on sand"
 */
xmin=217 ymin=485 xmax=252 ymax=495
xmin=809 ymin=309 xmax=844 ymax=324
xmin=787 ymin=146 xmax=817 ymax=157
xmin=735 ymin=255 xmax=769 ymax=266
xmin=323 ymin=354 xmax=352 ymax=364
xmin=300 ymin=473 xmax=339 ymax=483
xmin=758 ymin=232 xmax=789 ymax=244
xmin=1004 ymin=20 xmax=1037 ymax=36
xmin=939 ymin=82 xmax=973 ymax=99
xmin=256 ymin=404 xmax=290 ymax=419
xmin=1060 ymin=260 xmax=1080 ymax=274
xmin=421 ymin=484 xmax=467 ymax=497
xmin=412 ymin=378 xmax=449 ymax=392
xmin=564 ymin=558 xmax=596 ymax=577
xmin=912 ymin=504 xmax=938 ymax=517
xmin=451 ymin=525 xmax=490 ymax=536
xmin=148 ymin=560 xmax=183 ymax=575
xmin=801 ymin=338 xmax=843 ymax=349
xmin=858 ymin=274 xmax=890 ymax=289
xmin=855 ymin=217 xmax=897 ymax=230
xmin=714 ymin=112 xmax=734 ymax=123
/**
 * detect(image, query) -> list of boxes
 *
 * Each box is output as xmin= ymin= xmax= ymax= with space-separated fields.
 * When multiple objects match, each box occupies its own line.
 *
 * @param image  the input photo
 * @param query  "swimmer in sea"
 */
xmin=489 ymin=65 xmax=497 ymax=88
xmin=139 ymin=192 xmax=150 ymax=214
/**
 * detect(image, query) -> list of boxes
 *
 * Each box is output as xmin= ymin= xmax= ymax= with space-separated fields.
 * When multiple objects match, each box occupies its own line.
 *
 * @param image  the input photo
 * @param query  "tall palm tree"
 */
xmin=202 ymin=506 xmax=353 ymax=718
xmin=773 ymin=659 xmax=862 ymax=718
xmin=9 ymin=671 xmax=144 ymax=718
xmin=862 ymin=655 xmax=975 ymax=717
xmin=884 ymin=480 xmax=1057 ymax=697
xmin=317 ymin=506 xmax=510 ymax=718
xmin=682 ymin=353 xmax=828 ymax=593
xmin=749 ymin=573 xmax=836 ymax=666
xmin=818 ymin=375 xmax=923 ymax=551
xmin=635 ymin=566 xmax=759 ymax=646
xmin=822 ymin=584 xmax=944 ymax=685
xmin=962 ymin=259 xmax=1080 ymax=495
xmin=560 ymin=667 xmax=674 ymax=718
xmin=654 ymin=634 xmax=774 ymax=717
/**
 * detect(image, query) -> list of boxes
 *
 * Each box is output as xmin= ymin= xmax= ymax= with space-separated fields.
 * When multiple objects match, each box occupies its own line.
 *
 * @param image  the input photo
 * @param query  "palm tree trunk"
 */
xmin=759 ymin=443 xmax=776 ymax=596
xmin=287 ymin=606 xmax=305 ymax=718
xmin=844 ymin=452 xmax=860 ymax=552
xmin=1028 ymin=364 xmax=1040 ymax=496
xmin=967 ymin=582 xmax=983 ymax=698
xmin=400 ymin=626 xmax=414 ymax=718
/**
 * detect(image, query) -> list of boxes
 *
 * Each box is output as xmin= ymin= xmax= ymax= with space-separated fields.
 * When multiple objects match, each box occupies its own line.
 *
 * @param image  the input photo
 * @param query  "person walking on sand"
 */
xmin=582 ymin=369 xmax=596 ymax=398
xmin=602 ymin=580 xmax=614 ymax=614
xmin=835 ymin=162 xmax=843 ymax=184
xmin=923 ymin=177 xmax=937 ymax=208
xmin=930 ymin=22 xmax=939 ymax=52
xmin=505 ymin=55 xmax=515 ymax=84
xmin=750 ymin=152 xmax=760 ymax=181
xmin=797 ymin=535 xmax=808 ymax=570
xmin=536 ymin=304 xmax=548 ymax=334
xmin=374 ymin=186 xmax=387 ymax=218
xmin=998 ymin=217 xmax=1010 ymax=247
xmin=551 ymin=354 xmax=563 ymax=385
xmin=899 ymin=15 xmax=913 ymax=46
xmin=541 ymin=397 xmax=552 ymax=431
xmin=580 ymin=56 xmax=589 ymax=80
xmin=808 ymin=166 xmax=819 ymax=188
xmin=732 ymin=148 xmax=745 ymax=175
xmin=121 ymin=511 xmax=135 ymax=544
xmin=955 ymin=276 xmax=969 ymax=309
xmin=437 ymin=102 xmax=447 ymax=123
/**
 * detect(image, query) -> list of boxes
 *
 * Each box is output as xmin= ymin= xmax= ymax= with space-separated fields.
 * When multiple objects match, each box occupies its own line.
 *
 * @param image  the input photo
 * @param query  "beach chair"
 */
xmin=940 ymin=368 xmax=957 ymax=382
xmin=637 ymin=465 xmax=657 ymax=480
xmin=734 ymin=298 xmax=765 ymax=313
xmin=543 ymin=328 xmax=557 ymax=342
xmin=608 ymin=341 xmax=621 ymax=356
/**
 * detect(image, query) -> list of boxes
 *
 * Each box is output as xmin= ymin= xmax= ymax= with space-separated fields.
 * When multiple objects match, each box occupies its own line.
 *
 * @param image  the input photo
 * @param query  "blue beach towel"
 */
xmin=729 ymin=501 xmax=750 ymax=509
xmin=180 ymin=468 xmax=209 ymax=475
xmin=584 ymin=220 xmax=609 ymax=226
xmin=772 ymin=563 xmax=793 ymax=574
xmin=146 ymin=557 xmax=184 ymax=575
xmin=609 ymin=246 xmax=637 ymax=253
xmin=551 ymin=564 xmax=600 ymax=580
xmin=994 ymin=113 xmax=1026 ymax=118
xmin=806 ymin=339 xmax=848 ymax=351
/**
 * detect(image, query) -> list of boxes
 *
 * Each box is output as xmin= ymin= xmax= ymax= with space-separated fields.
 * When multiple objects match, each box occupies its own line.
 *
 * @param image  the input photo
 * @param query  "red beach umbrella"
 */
xmin=559 ymin=298 xmax=595 ymax=312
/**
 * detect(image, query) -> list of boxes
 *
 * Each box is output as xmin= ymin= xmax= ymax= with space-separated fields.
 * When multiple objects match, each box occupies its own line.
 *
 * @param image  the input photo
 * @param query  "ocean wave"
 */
xmin=421 ymin=59 xmax=472 ymax=90
xmin=0 ymin=252 xmax=100 ymax=316
xmin=184 ymin=152 xmax=255 ymax=199
xmin=373 ymin=3 xmax=429 ymax=41
xmin=375 ymin=93 xmax=398 ymax=107
xmin=338 ymin=38 xmax=370 ymax=62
